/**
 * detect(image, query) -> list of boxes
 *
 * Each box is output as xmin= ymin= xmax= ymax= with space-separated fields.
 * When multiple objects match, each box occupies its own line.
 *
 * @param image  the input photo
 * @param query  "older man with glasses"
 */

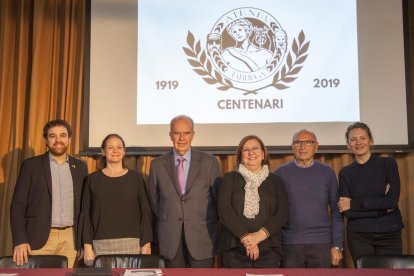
xmin=274 ymin=129 xmax=344 ymax=268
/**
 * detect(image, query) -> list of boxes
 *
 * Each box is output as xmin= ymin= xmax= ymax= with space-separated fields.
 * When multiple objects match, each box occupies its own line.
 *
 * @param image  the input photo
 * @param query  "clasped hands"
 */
xmin=240 ymin=229 xmax=267 ymax=261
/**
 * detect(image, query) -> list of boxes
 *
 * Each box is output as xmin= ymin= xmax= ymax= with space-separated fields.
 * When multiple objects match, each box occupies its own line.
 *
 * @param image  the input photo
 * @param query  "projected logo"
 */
xmin=183 ymin=7 xmax=309 ymax=95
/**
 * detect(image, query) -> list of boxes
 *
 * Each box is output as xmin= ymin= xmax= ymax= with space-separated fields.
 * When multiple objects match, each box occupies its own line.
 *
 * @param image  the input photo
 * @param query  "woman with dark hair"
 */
xmin=80 ymin=134 xmax=152 ymax=266
xmin=338 ymin=122 xmax=404 ymax=266
xmin=217 ymin=135 xmax=288 ymax=268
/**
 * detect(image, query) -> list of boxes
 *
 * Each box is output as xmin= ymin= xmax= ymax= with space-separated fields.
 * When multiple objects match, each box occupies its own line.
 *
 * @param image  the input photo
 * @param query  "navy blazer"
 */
xmin=10 ymin=152 xmax=88 ymax=249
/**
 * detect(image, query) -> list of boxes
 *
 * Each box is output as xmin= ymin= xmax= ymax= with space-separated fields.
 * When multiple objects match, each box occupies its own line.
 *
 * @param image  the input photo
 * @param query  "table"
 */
xmin=0 ymin=268 xmax=413 ymax=276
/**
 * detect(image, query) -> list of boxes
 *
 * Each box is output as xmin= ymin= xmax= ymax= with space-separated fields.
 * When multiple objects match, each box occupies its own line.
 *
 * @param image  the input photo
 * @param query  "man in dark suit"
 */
xmin=10 ymin=119 xmax=88 ymax=268
xmin=148 ymin=115 xmax=221 ymax=268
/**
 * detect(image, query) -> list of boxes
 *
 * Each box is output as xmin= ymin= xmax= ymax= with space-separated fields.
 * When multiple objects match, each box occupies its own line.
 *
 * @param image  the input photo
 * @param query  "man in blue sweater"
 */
xmin=274 ymin=129 xmax=344 ymax=268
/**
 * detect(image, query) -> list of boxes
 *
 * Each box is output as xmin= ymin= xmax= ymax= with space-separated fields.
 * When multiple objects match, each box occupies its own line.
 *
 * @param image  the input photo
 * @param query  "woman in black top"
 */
xmin=338 ymin=122 xmax=404 ymax=266
xmin=217 ymin=135 xmax=288 ymax=268
xmin=80 ymin=134 xmax=152 ymax=266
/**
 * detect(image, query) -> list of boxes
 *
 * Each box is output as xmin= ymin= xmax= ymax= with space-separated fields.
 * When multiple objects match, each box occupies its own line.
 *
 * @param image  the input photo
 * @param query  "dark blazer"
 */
xmin=148 ymin=148 xmax=221 ymax=261
xmin=10 ymin=152 xmax=88 ymax=249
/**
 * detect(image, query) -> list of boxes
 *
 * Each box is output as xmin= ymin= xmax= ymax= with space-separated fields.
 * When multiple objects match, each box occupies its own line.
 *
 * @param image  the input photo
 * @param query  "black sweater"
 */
xmin=339 ymin=155 xmax=404 ymax=232
xmin=217 ymin=171 xmax=288 ymax=252
xmin=80 ymin=170 xmax=153 ymax=246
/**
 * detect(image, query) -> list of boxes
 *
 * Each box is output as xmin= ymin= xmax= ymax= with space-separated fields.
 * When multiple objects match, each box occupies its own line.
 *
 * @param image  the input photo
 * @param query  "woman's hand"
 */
xmin=338 ymin=197 xmax=351 ymax=212
xmin=385 ymin=183 xmax=390 ymax=195
xmin=140 ymin=243 xmax=151 ymax=255
xmin=83 ymin=244 xmax=95 ymax=267
xmin=246 ymin=244 xmax=260 ymax=261
xmin=76 ymin=248 xmax=84 ymax=261
xmin=241 ymin=229 xmax=268 ymax=249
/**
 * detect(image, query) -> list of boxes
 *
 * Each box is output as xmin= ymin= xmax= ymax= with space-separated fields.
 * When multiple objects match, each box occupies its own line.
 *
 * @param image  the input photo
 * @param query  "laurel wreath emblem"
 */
xmin=182 ymin=31 xmax=234 ymax=91
xmin=183 ymin=30 xmax=310 ymax=94
xmin=272 ymin=30 xmax=309 ymax=90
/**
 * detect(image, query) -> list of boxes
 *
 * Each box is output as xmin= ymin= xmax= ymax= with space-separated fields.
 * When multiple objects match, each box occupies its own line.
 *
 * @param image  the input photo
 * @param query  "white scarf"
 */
xmin=238 ymin=164 xmax=269 ymax=219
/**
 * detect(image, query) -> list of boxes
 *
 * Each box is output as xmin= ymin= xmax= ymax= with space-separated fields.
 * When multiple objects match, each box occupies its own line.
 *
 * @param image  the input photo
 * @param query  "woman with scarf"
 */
xmin=217 ymin=135 xmax=288 ymax=268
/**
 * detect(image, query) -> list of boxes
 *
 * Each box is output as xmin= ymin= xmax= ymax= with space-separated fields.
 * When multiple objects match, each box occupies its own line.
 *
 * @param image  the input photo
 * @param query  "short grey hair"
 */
xmin=292 ymin=129 xmax=317 ymax=142
xmin=170 ymin=115 xmax=195 ymax=131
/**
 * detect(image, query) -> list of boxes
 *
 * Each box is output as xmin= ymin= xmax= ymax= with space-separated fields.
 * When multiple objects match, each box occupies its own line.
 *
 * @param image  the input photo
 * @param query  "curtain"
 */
xmin=0 ymin=0 xmax=413 ymax=268
xmin=0 ymin=0 xmax=85 ymax=255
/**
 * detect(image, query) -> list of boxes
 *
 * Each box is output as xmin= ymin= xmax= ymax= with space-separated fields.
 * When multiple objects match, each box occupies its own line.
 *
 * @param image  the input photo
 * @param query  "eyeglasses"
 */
xmin=242 ymin=146 xmax=262 ymax=154
xmin=292 ymin=140 xmax=316 ymax=147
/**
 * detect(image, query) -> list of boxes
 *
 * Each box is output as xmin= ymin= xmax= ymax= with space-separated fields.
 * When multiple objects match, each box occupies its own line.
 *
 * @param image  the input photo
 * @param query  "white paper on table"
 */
xmin=123 ymin=269 xmax=163 ymax=276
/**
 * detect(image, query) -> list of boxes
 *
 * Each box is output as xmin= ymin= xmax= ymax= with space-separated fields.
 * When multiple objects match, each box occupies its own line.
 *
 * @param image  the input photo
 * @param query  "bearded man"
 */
xmin=10 ymin=119 xmax=88 ymax=268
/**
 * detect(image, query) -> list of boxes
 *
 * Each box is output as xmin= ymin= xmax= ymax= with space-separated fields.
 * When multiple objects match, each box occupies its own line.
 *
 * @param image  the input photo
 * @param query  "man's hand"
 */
xmin=83 ymin=244 xmax=95 ymax=267
xmin=338 ymin=197 xmax=351 ymax=212
xmin=13 ymin=243 xmax=32 ymax=265
xmin=331 ymin=247 xmax=343 ymax=266
xmin=140 ymin=243 xmax=151 ymax=255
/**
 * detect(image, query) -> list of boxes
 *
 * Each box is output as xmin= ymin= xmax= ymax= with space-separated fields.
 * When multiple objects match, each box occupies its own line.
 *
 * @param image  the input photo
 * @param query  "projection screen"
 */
xmin=84 ymin=0 xmax=411 ymax=153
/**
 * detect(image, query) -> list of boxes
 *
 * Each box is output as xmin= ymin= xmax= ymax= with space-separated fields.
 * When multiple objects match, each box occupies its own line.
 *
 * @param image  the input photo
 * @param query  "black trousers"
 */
xmin=166 ymin=228 xmax=213 ymax=268
xmin=221 ymin=245 xmax=281 ymax=268
xmin=282 ymin=243 xmax=331 ymax=268
xmin=347 ymin=230 xmax=402 ymax=267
